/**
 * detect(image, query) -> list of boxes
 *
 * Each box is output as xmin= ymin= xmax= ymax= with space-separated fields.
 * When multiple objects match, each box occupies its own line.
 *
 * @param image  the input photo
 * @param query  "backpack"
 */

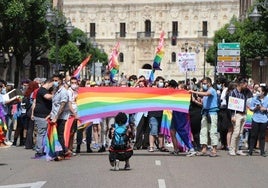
xmin=111 ymin=124 xmax=128 ymax=150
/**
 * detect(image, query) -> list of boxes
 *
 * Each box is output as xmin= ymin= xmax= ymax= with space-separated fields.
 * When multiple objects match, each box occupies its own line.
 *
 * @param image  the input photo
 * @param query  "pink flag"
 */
xmin=73 ymin=55 xmax=91 ymax=78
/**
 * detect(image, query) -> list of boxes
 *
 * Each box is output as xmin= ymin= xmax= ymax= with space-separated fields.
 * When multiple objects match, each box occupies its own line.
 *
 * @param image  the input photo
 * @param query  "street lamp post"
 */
xmin=203 ymin=42 xmax=209 ymax=78
xmin=249 ymin=0 xmax=268 ymax=22
xmin=45 ymin=7 xmax=74 ymax=74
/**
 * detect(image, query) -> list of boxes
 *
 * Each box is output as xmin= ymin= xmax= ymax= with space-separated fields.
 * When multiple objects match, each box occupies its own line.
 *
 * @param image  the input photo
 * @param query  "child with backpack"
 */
xmin=108 ymin=112 xmax=134 ymax=171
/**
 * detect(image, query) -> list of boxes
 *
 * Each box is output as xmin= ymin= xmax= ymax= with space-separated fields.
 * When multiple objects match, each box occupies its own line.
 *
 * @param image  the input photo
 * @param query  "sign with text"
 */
xmin=217 ymin=67 xmax=240 ymax=73
xmin=217 ymin=61 xmax=240 ymax=67
xmin=177 ymin=52 xmax=196 ymax=72
xmin=217 ymin=56 xmax=240 ymax=61
xmin=138 ymin=69 xmax=152 ymax=80
xmin=218 ymin=43 xmax=240 ymax=49
xmin=217 ymin=49 xmax=240 ymax=56
xmin=228 ymin=96 xmax=245 ymax=112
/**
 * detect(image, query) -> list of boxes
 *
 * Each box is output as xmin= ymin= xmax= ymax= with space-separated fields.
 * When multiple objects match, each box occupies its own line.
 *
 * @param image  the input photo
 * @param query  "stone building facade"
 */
xmin=62 ymin=0 xmax=239 ymax=81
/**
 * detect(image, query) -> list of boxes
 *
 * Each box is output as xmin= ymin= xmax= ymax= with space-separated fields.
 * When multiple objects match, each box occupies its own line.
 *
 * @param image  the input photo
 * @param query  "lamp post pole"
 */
xmin=46 ymin=6 xmax=74 ymax=74
xmin=55 ymin=17 xmax=59 ymax=74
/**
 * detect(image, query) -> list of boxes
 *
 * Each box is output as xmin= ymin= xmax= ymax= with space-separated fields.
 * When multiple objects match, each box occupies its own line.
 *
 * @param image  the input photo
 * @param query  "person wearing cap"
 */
xmin=228 ymin=78 xmax=252 ymax=156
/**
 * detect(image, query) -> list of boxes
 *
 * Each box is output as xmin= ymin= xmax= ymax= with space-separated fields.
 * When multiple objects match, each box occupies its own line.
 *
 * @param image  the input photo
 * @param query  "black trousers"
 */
xmin=134 ymin=115 xmax=149 ymax=149
xmin=24 ymin=117 xmax=35 ymax=149
xmin=76 ymin=126 xmax=92 ymax=149
xmin=249 ymin=120 xmax=267 ymax=154
xmin=57 ymin=119 xmax=67 ymax=155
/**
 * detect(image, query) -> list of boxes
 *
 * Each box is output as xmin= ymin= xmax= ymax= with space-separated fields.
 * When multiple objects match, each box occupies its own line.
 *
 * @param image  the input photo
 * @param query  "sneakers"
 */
xmin=170 ymin=150 xmax=179 ymax=156
xmin=236 ymin=150 xmax=247 ymax=156
xmin=186 ymin=149 xmax=196 ymax=157
xmin=86 ymin=148 xmax=93 ymax=153
xmin=229 ymin=150 xmax=236 ymax=156
xmin=124 ymin=164 xmax=130 ymax=170
xmin=92 ymin=143 xmax=99 ymax=149
xmin=114 ymin=160 xmax=120 ymax=171
xmin=31 ymin=153 xmax=45 ymax=159
xmin=98 ymin=145 xmax=106 ymax=152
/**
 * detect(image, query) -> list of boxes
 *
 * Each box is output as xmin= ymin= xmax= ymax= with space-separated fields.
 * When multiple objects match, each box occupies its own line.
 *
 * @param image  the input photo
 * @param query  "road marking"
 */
xmin=155 ymin=160 xmax=161 ymax=166
xmin=158 ymin=179 xmax=166 ymax=188
xmin=0 ymin=181 xmax=46 ymax=188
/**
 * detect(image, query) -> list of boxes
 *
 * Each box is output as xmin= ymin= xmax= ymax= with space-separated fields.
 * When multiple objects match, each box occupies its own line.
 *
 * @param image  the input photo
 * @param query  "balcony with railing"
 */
xmin=168 ymin=31 xmax=179 ymax=38
xmin=137 ymin=31 xmax=155 ymax=39
xmin=115 ymin=32 xmax=126 ymax=38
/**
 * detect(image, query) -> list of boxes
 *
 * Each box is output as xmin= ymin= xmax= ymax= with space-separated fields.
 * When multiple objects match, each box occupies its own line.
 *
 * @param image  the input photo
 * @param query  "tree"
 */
xmin=0 ymin=0 xmax=49 ymax=87
xmin=206 ymin=10 xmax=268 ymax=79
xmin=58 ymin=41 xmax=81 ymax=74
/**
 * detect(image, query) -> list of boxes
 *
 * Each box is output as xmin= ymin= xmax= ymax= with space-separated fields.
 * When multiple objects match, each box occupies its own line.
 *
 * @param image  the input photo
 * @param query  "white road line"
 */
xmin=158 ymin=179 xmax=166 ymax=188
xmin=0 ymin=181 xmax=46 ymax=188
xmin=155 ymin=160 xmax=161 ymax=166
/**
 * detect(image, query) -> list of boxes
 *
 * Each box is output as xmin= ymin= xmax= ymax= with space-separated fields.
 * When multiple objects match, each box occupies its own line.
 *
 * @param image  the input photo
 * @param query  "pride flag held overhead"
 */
xmin=108 ymin=42 xmax=120 ymax=81
xmin=77 ymin=87 xmax=191 ymax=124
xmin=72 ymin=55 xmax=92 ymax=78
xmin=153 ymin=31 xmax=165 ymax=70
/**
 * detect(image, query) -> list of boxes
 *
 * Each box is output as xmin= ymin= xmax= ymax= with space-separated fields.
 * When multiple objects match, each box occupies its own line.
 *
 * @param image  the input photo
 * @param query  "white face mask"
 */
xmin=256 ymin=91 xmax=261 ymax=97
xmin=71 ymin=84 xmax=78 ymax=90
xmin=158 ymin=82 xmax=164 ymax=88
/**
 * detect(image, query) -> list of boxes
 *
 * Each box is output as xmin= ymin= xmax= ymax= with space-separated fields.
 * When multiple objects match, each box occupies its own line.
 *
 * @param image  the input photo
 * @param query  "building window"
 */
xmin=119 ymin=53 xmax=124 ymax=62
xmin=171 ymin=52 xmax=176 ymax=62
xmin=90 ymin=23 xmax=96 ymax=37
xmin=145 ymin=20 xmax=151 ymax=37
xmin=202 ymin=21 xmax=208 ymax=36
xmin=120 ymin=23 xmax=126 ymax=37
xmin=172 ymin=21 xmax=178 ymax=36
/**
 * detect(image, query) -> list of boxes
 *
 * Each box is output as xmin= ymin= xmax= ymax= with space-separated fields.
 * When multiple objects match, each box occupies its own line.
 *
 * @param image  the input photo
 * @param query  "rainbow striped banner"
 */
xmin=77 ymin=87 xmax=191 ymax=124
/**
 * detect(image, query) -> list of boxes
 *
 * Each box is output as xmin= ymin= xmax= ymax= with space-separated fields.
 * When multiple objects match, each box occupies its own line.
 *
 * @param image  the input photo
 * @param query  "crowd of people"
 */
xmin=0 ymin=73 xmax=267 ymax=167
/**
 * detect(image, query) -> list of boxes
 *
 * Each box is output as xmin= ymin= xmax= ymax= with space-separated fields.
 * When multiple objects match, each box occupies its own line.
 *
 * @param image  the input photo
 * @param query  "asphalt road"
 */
xmin=0 ymin=145 xmax=268 ymax=188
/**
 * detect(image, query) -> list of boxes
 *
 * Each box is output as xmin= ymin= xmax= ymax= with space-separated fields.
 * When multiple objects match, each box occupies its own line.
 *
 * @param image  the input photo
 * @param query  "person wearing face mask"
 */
xmin=148 ymin=77 xmax=169 ymax=152
xmin=128 ymin=75 xmax=137 ymax=87
xmin=189 ymin=77 xmax=219 ymax=157
xmin=49 ymin=74 xmax=72 ymax=160
xmin=32 ymin=78 xmax=53 ymax=158
xmin=228 ymin=78 xmax=252 ymax=156
xmin=249 ymin=86 xmax=268 ymax=157
xmin=66 ymin=77 xmax=80 ymax=154
xmin=99 ymin=73 xmax=115 ymax=152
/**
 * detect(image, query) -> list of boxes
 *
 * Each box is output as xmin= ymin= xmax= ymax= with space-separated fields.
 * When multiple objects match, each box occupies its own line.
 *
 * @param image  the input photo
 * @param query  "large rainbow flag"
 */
xmin=77 ymin=87 xmax=191 ymax=124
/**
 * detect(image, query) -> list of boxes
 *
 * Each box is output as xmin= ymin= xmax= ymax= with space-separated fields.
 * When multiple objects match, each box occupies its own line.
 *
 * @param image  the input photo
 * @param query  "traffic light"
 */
xmin=171 ymin=36 xmax=177 ymax=46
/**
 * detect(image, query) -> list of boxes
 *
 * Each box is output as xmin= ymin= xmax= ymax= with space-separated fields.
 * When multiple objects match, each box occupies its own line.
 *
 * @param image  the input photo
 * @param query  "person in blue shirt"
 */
xmin=249 ymin=86 xmax=268 ymax=157
xmin=190 ymin=77 xmax=219 ymax=157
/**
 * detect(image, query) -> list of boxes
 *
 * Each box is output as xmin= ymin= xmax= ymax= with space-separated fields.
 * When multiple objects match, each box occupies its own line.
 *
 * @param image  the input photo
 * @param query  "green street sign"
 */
xmin=218 ymin=43 xmax=240 ymax=49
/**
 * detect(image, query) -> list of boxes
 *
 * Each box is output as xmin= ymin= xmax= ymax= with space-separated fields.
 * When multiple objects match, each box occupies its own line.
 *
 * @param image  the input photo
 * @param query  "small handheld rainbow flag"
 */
xmin=77 ymin=87 xmax=191 ymax=124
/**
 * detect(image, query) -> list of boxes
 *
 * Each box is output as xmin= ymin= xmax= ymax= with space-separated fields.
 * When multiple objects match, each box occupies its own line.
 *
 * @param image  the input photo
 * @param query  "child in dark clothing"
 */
xmin=108 ymin=112 xmax=134 ymax=170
